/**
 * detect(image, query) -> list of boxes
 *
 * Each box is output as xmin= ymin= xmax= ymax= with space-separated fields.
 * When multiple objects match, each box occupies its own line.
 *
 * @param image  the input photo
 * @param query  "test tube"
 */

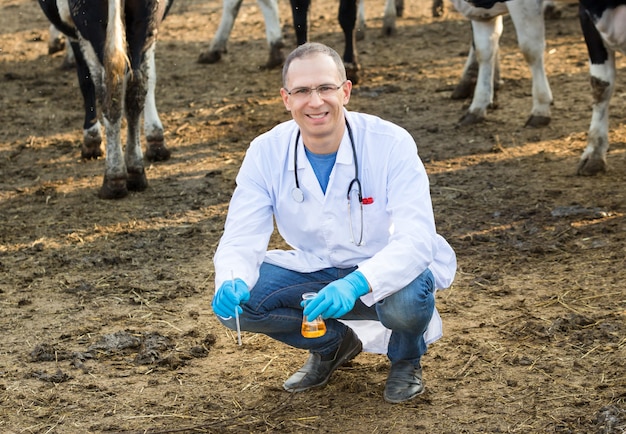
xmin=301 ymin=292 xmax=326 ymax=338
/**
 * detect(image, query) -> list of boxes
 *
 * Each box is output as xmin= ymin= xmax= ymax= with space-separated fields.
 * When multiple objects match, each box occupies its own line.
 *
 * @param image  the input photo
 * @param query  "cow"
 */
xmin=576 ymin=0 xmax=626 ymax=175
xmin=200 ymin=0 xmax=362 ymax=82
xmin=198 ymin=0 xmax=285 ymax=69
xmin=462 ymin=1 xmax=622 ymax=174
xmin=356 ymin=0 xmax=445 ymax=40
xmin=38 ymin=0 xmax=173 ymax=199
xmin=288 ymin=0 xmax=362 ymax=83
xmin=199 ymin=0 xmax=407 ymax=82
xmin=449 ymin=0 xmax=553 ymax=127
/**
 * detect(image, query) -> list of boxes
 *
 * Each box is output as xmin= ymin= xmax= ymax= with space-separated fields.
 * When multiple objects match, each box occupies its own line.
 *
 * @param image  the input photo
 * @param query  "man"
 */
xmin=212 ymin=42 xmax=456 ymax=403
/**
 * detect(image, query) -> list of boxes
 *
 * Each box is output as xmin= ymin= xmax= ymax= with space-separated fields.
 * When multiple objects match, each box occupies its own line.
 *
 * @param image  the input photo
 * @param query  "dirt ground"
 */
xmin=1 ymin=0 xmax=625 ymax=432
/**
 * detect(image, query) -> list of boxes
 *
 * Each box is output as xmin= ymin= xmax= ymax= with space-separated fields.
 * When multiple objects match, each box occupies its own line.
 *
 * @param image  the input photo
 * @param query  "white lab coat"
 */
xmin=214 ymin=110 xmax=456 ymax=354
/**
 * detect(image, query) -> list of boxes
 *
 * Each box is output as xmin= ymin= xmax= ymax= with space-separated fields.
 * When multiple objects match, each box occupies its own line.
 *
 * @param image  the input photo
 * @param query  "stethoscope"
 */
xmin=291 ymin=120 xmax=364 ymax=245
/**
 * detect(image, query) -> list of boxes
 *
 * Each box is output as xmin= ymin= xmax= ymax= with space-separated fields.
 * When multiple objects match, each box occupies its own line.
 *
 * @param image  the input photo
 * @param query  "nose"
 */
xmin=308 ymin=89 xmax=324 ymax=104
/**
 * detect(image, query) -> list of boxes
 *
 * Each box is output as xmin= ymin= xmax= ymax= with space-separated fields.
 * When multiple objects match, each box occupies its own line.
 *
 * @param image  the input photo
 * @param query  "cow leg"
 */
xmin=48 ymin=24 xmax=65 ymax=54
xmin=289 ymin=0 xmax=310 ymax=46
xmin=382 ymin=0 xmax=398 ymax=37
xmin=543 ymin=0 xmax=561 ymax=20
xmin=432 ymin=0 xmax=444 ymax=18
xmin=507 ymin=0 xmax=552 ymax=128
xmin=69 ymin=40 xmax=103 ymax=160
xmin=71 ymin=1 xmax=130 ymax=199
xmin=60 ymin=39 xmax=76 ymax=69
xmin=257 ymin=0 xmax=285 ymax=68
xmin=338 ymin=0 xmax=360 ymax=84
xmin=124 ymin=64 xmax=149 ymax=193
xmin=452 ymin=43 xmax=478 ymax=100
xmin=199 ymin=0 xmax=283 ymax=68
xmin=458 ymin=16 xmax=502 ymax=125
xmin=395 ymin=0 xmax=404 ymax=17
xmin=577 ymin=6 xmax=613 ymax=176
xmin=356 ymin=0 xmax=366 ymax=41
xmin=49 ymin=25 xmax=75 ymax=69
xmin=199 ymin=0 xmax=244 ymax=64
xmin=100 ymin=83 xmax=128 ymax=200
xmin=99 ymin=58 xmax=128 ymax=199
xmin=143 ymin=44 xmax=170 ymax=163
xmin=356 ymin=0 xmax=402 ymax=41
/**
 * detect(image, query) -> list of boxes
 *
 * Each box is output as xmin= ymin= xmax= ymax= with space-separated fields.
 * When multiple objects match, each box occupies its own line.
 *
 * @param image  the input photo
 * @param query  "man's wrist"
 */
xmin=345 ymin=270 xmax=371 ymax=297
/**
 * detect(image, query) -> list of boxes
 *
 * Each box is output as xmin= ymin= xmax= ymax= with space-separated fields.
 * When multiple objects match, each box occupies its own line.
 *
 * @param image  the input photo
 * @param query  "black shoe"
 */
xmin=283 ymin=328 xmax=362 ymax=392
xmin=383 ymin=361 xmax=424 ymax=403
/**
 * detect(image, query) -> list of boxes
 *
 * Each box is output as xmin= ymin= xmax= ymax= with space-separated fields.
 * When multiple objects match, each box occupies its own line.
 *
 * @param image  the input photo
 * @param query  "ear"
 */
xmin=280 ymin=88 xmax=291 ymax=111
xmin=342 ymin=80 xmax=352 ymax=106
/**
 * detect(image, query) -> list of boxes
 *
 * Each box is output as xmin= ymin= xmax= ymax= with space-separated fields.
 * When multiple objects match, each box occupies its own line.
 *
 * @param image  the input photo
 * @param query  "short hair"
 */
xmin=282 ymin=42 xmax=347 ymax=87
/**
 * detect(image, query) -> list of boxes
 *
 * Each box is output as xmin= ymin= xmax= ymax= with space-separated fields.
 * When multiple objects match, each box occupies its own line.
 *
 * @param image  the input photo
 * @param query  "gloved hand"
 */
xmin=303 ymin=271 xmax=370 ymax=321
xmin=212 ymin=278 xmax=250 ymax=319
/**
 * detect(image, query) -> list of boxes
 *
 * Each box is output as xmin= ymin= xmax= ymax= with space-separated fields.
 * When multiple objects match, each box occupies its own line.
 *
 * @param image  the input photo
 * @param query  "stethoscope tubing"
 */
xmin=291 ymin=119 xmax=364 ymax=245
xmin=292 ymin=119 xmax=361 ymax=203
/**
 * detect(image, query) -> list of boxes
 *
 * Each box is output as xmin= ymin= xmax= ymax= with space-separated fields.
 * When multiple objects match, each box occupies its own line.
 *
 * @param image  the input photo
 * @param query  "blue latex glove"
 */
xmin=212 ymin=278 xmax=250 ymax=319
xmin=303 ymin=271 xmax=370 ymax=321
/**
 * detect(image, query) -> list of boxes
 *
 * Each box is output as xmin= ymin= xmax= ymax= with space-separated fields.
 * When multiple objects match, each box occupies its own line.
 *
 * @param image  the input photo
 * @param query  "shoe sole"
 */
xmin=284 ymin=337 xmax=362 ymax=393
xmin=383 ymin=386 xmax=425 ymax=404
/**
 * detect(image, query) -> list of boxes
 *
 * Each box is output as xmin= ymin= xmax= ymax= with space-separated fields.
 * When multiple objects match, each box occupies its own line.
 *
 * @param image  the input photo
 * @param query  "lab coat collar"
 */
xmin=288 ymin=118 xmax=355 ymax=173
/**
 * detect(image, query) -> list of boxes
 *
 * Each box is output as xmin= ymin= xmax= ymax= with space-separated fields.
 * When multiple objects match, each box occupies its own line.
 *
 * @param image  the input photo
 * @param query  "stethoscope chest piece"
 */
xmin=291 ymin=187 xmax=304 ymax=203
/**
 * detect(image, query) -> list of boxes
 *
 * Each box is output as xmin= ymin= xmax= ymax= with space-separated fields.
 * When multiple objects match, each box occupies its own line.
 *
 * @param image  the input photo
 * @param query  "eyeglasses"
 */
xmin=285 ymin=81 xmax=347 ymax=99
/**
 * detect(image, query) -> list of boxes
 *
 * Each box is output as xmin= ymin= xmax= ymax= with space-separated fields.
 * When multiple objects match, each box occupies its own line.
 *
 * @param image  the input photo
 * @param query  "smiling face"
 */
xmin=280 ymin=52 xmax=352 ymax=154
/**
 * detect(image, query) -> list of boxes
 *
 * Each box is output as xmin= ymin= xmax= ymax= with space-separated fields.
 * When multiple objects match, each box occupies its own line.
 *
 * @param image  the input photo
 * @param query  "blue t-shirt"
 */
xmin=305 ymin=147 xmax=337 ymax=194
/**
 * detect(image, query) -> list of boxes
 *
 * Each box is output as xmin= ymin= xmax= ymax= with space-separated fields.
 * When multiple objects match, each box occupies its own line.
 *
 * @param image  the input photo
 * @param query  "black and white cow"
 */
xmin=289 ymin=0 xmax=362 ymax=83
xmin=356 ymin=0 xmax=445 ymax=40
xmin=449 ymin=0 xmax=553 ymax=127
xmin=463 ymin=0 xmax=623 ymax=174
xmin=198 ymin=0 xmax=285 ymax=69
xmin=577 ymin=0 xmax=626 ymax=175
xmin=38 ymin=0 xmax=173 ymax=199
xmin=200 ymin=0 xmax=360 ymax=81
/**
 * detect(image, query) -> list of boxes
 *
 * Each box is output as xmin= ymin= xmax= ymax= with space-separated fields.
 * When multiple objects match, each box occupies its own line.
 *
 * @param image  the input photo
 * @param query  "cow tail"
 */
xmin=104 ymin=0 xmax=130 ymax=90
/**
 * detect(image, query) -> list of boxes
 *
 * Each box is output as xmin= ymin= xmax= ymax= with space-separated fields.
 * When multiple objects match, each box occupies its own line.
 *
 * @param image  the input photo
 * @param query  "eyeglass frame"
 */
xmin=284 ymin=81 xmax=348 ymax=98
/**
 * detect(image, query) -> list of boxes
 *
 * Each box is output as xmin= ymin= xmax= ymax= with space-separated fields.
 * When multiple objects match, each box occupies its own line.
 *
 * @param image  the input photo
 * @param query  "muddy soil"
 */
xmin=0 ymin=0 xmax=625 ymax=432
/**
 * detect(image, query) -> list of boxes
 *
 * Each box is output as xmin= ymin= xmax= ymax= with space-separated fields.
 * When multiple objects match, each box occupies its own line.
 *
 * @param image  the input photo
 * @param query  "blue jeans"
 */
xmin=217 ymin=263 xmax=435 ymax=365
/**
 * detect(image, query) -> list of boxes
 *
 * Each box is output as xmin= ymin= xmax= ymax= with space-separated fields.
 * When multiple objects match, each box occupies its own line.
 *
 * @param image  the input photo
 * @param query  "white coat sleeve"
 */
xmin=213 ymin=144 xmax=275 ymax=292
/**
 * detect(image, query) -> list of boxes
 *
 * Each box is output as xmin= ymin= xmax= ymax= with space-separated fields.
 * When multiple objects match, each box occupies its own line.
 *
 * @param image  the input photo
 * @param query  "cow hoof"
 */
xmin=543 ymin=4 xmax=561 ymax=20
xmin=82 ymin=131 xmax=103 ymax=159
xmin=345 ymin=63 xmax=361 ymax=85
xmin=458 ymin=112 xmax=484 ymax=126
xmin=81 ymin=144 xmax=103 ymax=160
xmin=48 ymin=39 xmax=65 ymax=55
xmin=198 ymin=50 xmax=222 ymax=64
xmin=265 ymin=43 xmax=285 ymax=69
xmin=82 ymin=148 xmax=103 ymax=160
xmin=451 ymin=82 xmax=474 ymax=100
xmin=145 ymin=143 xmax=171 ymax=162
xmin=99 ymin=177 xmax=128 ymax=200
xmin=381 ymin=24 xmax=397 ymax=37
xmin=127 ymin=168 xmax=149 ymax=192
xmin=524 ymin=115 xmax=550 ymax=128
xmin=356 ymin=26 xmax=366 ymax=41
xmin=432 ymin=4 xmax=444 ymax=17
xmin=577 ymin=158 xmax=607 ymax=176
